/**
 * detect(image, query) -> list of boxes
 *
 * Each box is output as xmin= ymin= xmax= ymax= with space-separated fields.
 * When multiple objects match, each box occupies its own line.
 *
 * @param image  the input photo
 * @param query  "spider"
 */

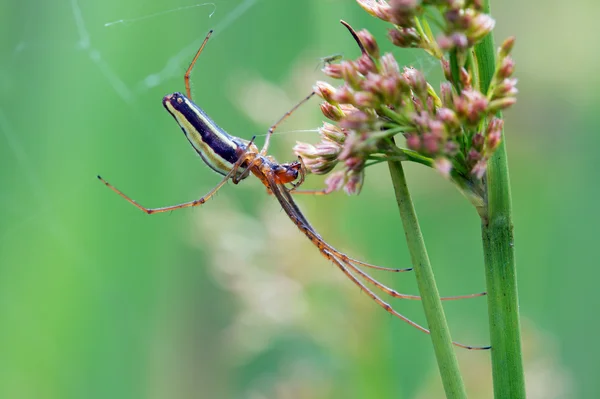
xmin=98 ymin=27 xmax=487 ymax=350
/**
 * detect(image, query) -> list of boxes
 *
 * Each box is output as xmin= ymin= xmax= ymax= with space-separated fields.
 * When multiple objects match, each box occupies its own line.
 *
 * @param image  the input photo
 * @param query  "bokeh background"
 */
xmin=1 ymin=0 xmax=597 ymax=398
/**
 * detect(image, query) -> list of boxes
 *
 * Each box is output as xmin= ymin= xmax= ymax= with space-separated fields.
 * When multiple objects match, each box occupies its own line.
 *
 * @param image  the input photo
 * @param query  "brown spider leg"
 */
xmin=270 ymin=187 xmax=332 ymax=196
xmin=288 ymin=189 xmax=332 ymax=195
xmin=342 ymin=259 xmax=486 ymax=301
xmin=260 ymin=91 xmax=316 ymax=156
xmin=269 ymin=179 xmax=490 ymax=347
xmin=231 ymin=136 xmax=261 ymax=184
xmin=98 ymin=138 xmax=258 ymax=214
xmin=98 ymin=168 xmax=234 ymax=215
xmin=184 ymin=30 xmax=213 ymax=100
xmin=284 ymin=156 xmax=334 ymax=195
xmin=274 ymin=182 xmax=485 ymax=299
xmin=288 ymin=157 xmax=306 ymax=192
xmin=281 ymin=184 xmax=486 ymax=298
xmin=324 ymin=249 xmax=490 ymax=350
xmin=274 ymin=182 xmax=412 ymax=273
xmin=232 ymin=154 xmax=261 ymax=184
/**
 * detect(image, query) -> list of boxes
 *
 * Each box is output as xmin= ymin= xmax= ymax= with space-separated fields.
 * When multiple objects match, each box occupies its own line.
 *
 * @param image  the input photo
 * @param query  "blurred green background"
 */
xmin=1 ymin=0 xmax=596 ymax=398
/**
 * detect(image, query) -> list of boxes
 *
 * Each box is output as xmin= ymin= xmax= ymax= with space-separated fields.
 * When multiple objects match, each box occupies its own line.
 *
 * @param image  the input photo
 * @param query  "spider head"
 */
xmin=273 ymin=161 xmax=302 ymax=185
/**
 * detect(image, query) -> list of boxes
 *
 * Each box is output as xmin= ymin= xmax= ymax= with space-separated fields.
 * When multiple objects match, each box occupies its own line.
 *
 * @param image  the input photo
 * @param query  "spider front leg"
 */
xmin=260 ymin=91 xmax=316 ymax=156
xmin=230 ymin=136 xmax=262 ymax=184
xmin=232 ymin=156 xmax=264 ymax=185
xmin=285 ymin=157 xmax=337 ymax=195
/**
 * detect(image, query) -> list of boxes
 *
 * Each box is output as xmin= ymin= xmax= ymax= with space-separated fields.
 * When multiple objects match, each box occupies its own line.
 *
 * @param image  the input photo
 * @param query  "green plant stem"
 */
xmin=475 ymin=1 xmax=526 ymax=397
xmin=387 ymin=159 xmax=467 ymax=399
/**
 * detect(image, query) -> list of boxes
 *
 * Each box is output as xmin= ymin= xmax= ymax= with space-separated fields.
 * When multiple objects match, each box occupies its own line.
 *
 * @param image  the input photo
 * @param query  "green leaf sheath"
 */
xmin=475 ymin=1 xmax=526 ymax=397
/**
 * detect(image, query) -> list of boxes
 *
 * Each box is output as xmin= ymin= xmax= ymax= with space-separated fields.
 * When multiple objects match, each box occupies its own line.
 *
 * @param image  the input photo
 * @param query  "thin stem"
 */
xmin=387 ymin=159 xmax=467 ymax=399
xmin=380 ymin=106 xmax=412 ymax=126
xmin=475 ymin=1 xmax=526 ymax=397
xmin=386 ymin=147 xmax=433 ymax=167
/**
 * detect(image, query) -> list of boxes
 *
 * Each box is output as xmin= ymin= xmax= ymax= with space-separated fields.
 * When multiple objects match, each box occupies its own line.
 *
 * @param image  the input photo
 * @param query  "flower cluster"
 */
xmin=358 ymin=0 xmax=495 ymax=56
xmin=294 ymin=2 xmax=516 ymax=198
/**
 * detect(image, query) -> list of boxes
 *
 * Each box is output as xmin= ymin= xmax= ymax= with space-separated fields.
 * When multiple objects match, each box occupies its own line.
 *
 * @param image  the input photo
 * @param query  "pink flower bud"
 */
xmin=468 ymin=148 xmax=481 ymax=161
xmin=437 ymin=34 xmax=453 ymax=51
xmin=497 ymin=56 xmax=515 ymax=79
xmin=440 ymin=82 xmax=454 ymax=107
xmin=441 ymin=59 xmax=452 ymax=82
xmin=434 ymin=158 xmax=453 ymax=177
xmin=380 ymin=53 xmax=400 ymax=76
xmin=320 ymin=122 xmax=347 ymax=144
xmin=314 ymin=81 xmax=337 ymax=103
xmin=488 ymin=97 xmax=517 ymax=113
xmin=293 ymin=142 xmax=319 ymax=159
xmin=423 ymin=133 xmax=439 ymax=154
xmin=451 ymin=32 xmax=469 ymax=50
xmin=444 ymin=141 xmax=459 ymax=156
xmin=357 ymin=0 xmax=392 ymax=22
xmin=472 ymin=133 xmax=485 ymax=150
xmin=486 ymin=118 xmax=504 ymax=149
xmin=460 ymin=67 xmax=472 ymax=89
xmin=331 ymin=85 xmax=356 ymax=105
xmin=403 ymin=67 xmax=427 ymax=100
xmin=355 ymin=53 xmax=377 ymax=75
xmin=302 ymin=157 xmax=336 ymax=175
xmin=499 ymin=36 xmax=516 ymax=58
xmin=462 ymin=89 xmax=488 ymax=124
xmin=436 ymin=107 xmax=460 ymax=130
xmin=315 ymin=141 xmax=342 ymax=160
xmin=344 ymin=156 xmax=363 ymax=170
xmin=389 ymin=0 xmax=419 ymax=26
xmin=493 ymin=78 xmax=519 ymax=98
xmin=358 ymin=29 xmax=380 ymax=58
xmin=355 ymin=91 xmax=377 ymax=108
xmin=467 ymin=11 xmax=495 ymax=44
xmin=344 ymin=170 xmax=364 ymax=195
xmin=322 ymin=63 xmax=344 ymax=79
xmin=339 ymin=110 xmax=370 ymax=130
xmin=406 ymin=134 xmax=421 ymax=150
xmin=320 ymin=102 xmax=344 ymax=121
xmin=487 ymin=130 xmax=502 ymax=150
xmin=381 ymin=76 xmax=400 ymax=104
xmin=471 ymin=159 xmax=488 ymax=179
xmin=389 ymin=27 xmax=421 ymax=48
xmin=340 ymin=61 xmax=361 ymax=89
xmin=411 ymin=111 xmax=430 ymax=129
xmin=429 ymin=120 xmax=445 ymax=138
xmin=324 ymin=171 xmax=346 ymax=193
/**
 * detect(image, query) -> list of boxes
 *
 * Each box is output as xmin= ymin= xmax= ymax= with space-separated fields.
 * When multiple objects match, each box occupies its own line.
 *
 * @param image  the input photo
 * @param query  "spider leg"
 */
xmin=267 ymin=179 xmax=489 ymax=348
xmin=184 ymin=30 xmax=213 ymax=100
xmin=324 ymin=249 xmax=490 ymax=350
xmin=260 ymin=92 xmax=316 ymax=155
xmin=98 ymin=169 xmax=233 ymax=215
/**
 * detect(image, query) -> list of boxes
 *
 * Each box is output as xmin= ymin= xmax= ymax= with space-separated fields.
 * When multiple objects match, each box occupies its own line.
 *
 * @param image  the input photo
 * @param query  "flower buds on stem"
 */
xmin=297 ymin=10 xmax=516 ymax=204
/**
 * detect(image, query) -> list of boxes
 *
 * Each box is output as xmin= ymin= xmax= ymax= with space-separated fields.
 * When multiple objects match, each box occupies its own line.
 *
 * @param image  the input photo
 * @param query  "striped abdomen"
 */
xmin=163 ymin=92 xmax=256 ymax=177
